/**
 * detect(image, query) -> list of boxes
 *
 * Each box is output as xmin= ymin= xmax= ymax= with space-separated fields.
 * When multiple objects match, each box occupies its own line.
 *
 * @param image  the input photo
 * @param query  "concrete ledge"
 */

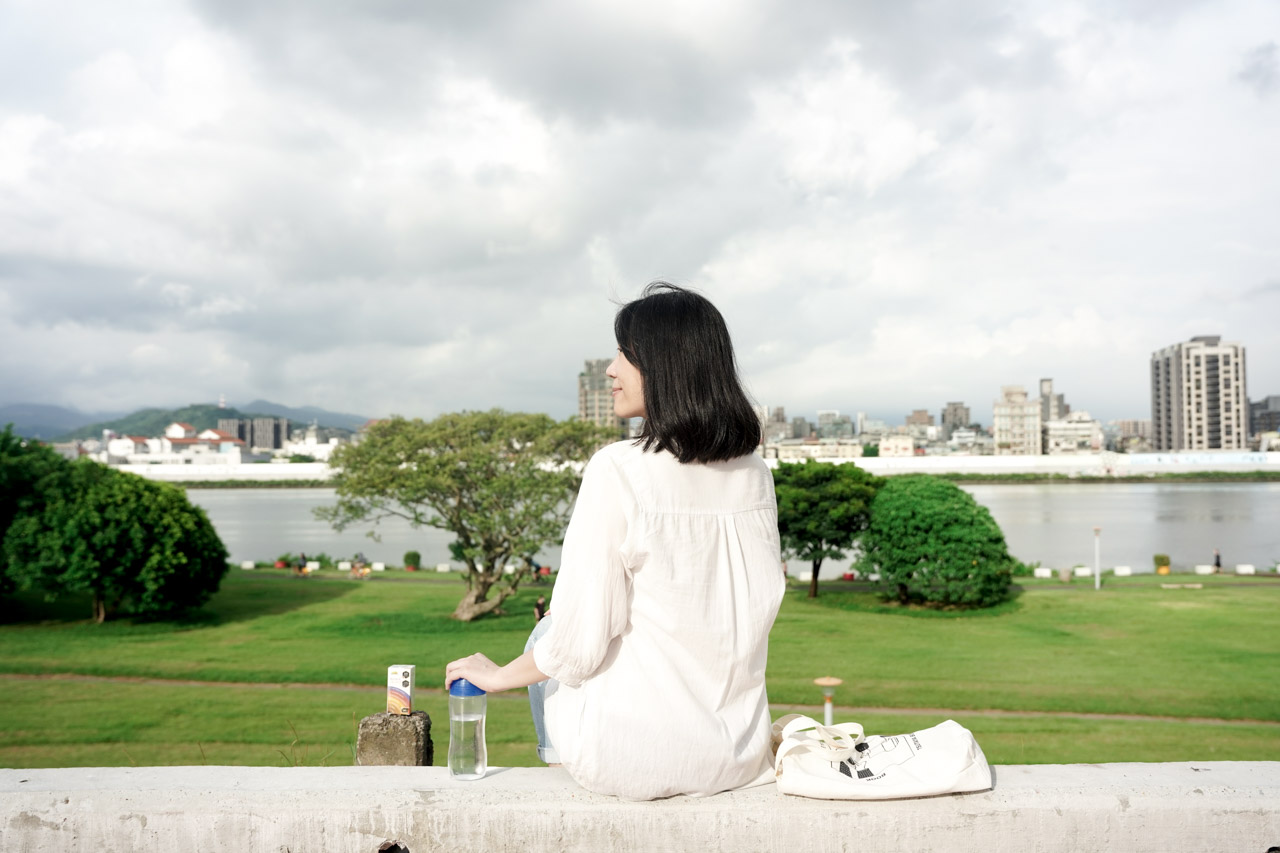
xmin=2 ymin=763 xmax=1278 ymax=853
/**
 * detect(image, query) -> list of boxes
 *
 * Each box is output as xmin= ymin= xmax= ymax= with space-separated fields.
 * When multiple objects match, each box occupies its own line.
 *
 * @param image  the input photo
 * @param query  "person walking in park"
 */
xmin=446 ymin=283 xmax=784 ymax=799
xmin=1214 ymin=548 xmax=1222 ymax=572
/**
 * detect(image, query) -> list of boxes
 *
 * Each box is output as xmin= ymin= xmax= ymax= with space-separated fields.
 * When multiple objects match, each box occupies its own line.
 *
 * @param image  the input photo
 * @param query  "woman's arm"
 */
xmin=444 ymin=649 xmax=548 ymax=694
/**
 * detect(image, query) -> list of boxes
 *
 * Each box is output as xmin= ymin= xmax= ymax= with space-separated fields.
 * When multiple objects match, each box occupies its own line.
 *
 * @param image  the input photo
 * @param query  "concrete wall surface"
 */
xmin=2 ymin=762 xmax=1278 ymax=853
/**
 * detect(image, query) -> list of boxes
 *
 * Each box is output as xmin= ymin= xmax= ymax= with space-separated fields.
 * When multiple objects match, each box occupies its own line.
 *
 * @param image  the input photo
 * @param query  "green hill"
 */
xmin=57 ymin=404 xmax=280 ymax=442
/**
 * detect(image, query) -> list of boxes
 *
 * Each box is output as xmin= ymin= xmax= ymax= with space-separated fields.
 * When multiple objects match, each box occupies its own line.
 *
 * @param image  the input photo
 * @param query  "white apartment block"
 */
xmin=993 ymin=385 xmax=1042 ymax=456
xmin=1150 ymin=336 xmax=1248 ymax=450
xmin=1043 ymin=411 xmax=1103 ymax=454
xmin=766 ymin=439 xmax=864 ymax=461
xmin=879 ymin=435 xmax=915 ymax=457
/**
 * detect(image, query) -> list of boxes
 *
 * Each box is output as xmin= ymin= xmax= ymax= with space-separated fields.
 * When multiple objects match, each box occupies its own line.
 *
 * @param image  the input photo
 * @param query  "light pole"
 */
xmin=814 ymin=676 xmax=843 ymax=726
xmin=1093 ymin=526 xmax=1101 ymax=591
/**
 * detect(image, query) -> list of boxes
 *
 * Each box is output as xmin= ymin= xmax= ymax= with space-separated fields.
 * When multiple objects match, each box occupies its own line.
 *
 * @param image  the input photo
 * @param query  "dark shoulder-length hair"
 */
xmin=614 ymin=282 xmax=761 ymax=464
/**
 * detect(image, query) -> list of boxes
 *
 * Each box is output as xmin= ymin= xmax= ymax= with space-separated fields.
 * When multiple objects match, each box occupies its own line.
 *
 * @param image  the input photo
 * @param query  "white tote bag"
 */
xmin=771 ymin=713 xmax=993 ymax=800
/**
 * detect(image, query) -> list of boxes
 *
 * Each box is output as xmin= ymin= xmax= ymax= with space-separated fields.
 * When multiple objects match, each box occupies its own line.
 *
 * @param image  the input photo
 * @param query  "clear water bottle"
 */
xmin=448 ymin=677 xmax=487 ymax=780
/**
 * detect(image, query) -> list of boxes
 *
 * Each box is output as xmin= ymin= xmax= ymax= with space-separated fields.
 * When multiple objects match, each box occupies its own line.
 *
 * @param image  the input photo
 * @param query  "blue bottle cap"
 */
xmin=449 ymin=677 xmax=486 ymax=697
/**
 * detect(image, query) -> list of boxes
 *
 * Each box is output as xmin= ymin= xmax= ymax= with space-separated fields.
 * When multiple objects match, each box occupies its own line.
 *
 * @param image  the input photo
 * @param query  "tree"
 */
xmin=318 ymin=410 xmax=610 ymax=621
xmin=856 ymin=475 xmax=1014 ymax=609
xmin=773 ymin=460 xmax=883 ymax=599
xmin=3 ymin=461 xmax=230 ymax=622
xmin=0 ymin=426 xmax=74 ymax=598
xmin=861 ymin=444 xmax=879 ymax=458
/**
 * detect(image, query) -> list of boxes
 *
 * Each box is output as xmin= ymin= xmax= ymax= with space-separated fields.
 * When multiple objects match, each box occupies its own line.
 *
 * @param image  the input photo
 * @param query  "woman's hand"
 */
xmin=445 ymin=653 xmax=507 ymax=694
xmin=445 ymin=649 xmax=549 ymax=694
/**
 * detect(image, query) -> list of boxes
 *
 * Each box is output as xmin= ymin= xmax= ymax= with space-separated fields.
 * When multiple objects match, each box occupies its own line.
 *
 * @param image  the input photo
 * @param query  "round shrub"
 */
xmin=3 ymin=461 xmax=229 ymax=622
xmin=856 ymin=475 xmax=1015 ymax=609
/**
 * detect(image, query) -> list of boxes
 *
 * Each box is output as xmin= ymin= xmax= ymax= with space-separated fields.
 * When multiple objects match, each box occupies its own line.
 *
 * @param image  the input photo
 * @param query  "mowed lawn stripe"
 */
xmin=2 ymin=570 xmax=1278 ymax=769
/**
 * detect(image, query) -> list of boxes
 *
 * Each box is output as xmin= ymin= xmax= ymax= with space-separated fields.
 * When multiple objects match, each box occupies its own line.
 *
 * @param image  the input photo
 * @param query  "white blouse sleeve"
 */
xmin=532 ymin=450 xmax=635 ymax=688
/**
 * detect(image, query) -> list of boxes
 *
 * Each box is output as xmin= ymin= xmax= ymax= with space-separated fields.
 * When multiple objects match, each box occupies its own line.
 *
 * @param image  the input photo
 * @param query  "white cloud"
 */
xmin=1 ymin=0 xmax=1278 ymax=424
xmin=752 ymin=40 xmax=940 ymax=196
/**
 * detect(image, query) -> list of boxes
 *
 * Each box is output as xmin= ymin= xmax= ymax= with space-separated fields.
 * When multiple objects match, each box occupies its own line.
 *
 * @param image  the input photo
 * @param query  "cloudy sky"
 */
xmin=1 ymin=0 xmax=1277 ymax=426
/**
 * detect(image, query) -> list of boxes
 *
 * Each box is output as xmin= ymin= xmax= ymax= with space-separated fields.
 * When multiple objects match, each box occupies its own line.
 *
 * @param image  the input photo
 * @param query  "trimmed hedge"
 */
xmin=857 ymin=474 xmax=1015 ymax=609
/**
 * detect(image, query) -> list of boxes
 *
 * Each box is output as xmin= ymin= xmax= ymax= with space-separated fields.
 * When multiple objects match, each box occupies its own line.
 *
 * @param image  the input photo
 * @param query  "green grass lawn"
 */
xmin=2 ymin=568 xmax=1278 ymax=768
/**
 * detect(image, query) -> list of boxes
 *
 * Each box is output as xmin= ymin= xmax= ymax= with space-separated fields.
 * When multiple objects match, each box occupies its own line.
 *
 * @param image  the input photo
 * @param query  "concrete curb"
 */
xmin=2 ymin=762 xmax=1278 ymax=852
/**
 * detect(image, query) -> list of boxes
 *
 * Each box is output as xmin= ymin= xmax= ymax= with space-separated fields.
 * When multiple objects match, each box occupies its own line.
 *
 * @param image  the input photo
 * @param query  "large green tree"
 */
xmin=856 ymin=474 xmax=1014 ymax=609
xmin=4 ymin=461 xmax=230 ymax=622
xmin=0 ymin=426 xmax=74 ymax=598
xmin=318 ymin=410 xmax=610 ymax=621
xmin=773 ymin=459 xmax=883 ymax=599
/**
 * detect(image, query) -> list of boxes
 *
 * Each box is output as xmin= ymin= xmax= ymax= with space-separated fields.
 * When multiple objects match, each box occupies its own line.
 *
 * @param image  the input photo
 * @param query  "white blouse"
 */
xmin=533 ymin=440 xmax=785 ymax=799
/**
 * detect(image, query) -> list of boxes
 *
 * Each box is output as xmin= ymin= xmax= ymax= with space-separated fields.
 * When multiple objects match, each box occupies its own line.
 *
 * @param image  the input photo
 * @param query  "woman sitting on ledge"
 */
xmin=446 ymin=283 xmax=785 ymax=800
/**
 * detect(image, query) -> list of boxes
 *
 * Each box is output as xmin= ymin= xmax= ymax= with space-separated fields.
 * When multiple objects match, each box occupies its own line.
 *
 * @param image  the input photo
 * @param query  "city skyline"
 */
xmin=2 ymin=2 xmax=1278 ymax=424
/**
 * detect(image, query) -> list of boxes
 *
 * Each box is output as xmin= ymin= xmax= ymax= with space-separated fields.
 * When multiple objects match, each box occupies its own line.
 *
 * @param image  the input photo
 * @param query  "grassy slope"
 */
xmin=2 ymin=570 xmax=1278 ymax=768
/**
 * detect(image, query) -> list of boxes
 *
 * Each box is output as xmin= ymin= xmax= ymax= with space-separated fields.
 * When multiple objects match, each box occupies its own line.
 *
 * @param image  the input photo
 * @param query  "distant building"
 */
xmin=283 ymin=422 xmax=341 ymax=462
xmin=1109 ymin=419 xmax=1153 ymax=453
xmin=857 ymin=414 xmax=890 ymax=437
xmin=880 ymin=435 xmax=915 ymax=457
xmin=1150 ymin=336 xmax=1249 ymax=450
xmin=1043 ymin=411 xmax=1103 ymax=454
xmin=817 ymin=410 xmax=853 ymax=438
xmin=790 ymin=416 xmax=813 ymax=439
xmin=753 ymin=405 xmax=791 ymax=444
xmin=766 ymin=438 xmax=863 ymax=461
xmin=1251 ymin=395 xmax=1280 ymax=436
xmin=947 ymin=427 xmax=994 ymax=455
xmin=1039 ymin=378 xmax=1070 ymax=423
xmin=940 ymin=402 xmax=970 ymax=438
xmin=217 ymin=417 xmax=290 ymax=451
xmin=905 ymin=409 xmax=934 ymax=427
xmin=1113 ymin=419 xmax=1152 ymax=440
xmin=578 ymin=358 xmax=628 ymax=440
xmin=993 ymin=386 xmax=1042 ymax=456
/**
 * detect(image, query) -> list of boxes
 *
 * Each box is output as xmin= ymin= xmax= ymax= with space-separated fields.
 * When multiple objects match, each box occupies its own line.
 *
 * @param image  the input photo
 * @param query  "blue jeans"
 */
xmin=525 ymin=615 xmax=560 ymax=764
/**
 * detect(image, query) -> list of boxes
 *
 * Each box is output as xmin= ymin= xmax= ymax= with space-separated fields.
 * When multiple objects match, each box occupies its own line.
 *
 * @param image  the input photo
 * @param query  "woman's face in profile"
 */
xmin=606 ymin=348 xmax=646 ymax=419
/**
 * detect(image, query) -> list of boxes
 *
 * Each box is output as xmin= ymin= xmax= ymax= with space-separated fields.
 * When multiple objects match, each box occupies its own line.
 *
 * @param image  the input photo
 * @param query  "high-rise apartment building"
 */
xmin=905 ymin=409 xmax=934 ymax=426
xmin=578 ymin=358 xmax=628 ymax=439
xmin=1150 ymin=336 xmax=1248 ymax=450
xmin=940 ymin=402 xmax=970 ymax=432
xmin=1039 ymin=379 xmax=1069 ymax=422
xmin=993 ymin=385 xmax=1042 ymax=455
xmin=217 ymin=417 xmax=290 ymax=450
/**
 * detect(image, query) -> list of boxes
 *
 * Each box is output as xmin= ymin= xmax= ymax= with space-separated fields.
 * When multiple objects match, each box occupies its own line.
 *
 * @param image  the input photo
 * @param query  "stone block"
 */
xmin=372 ymin=562 xmax=386 ymax=571
xmin=240 ymin=561 xmax=255 ymax=570
xmin=436 ymin=563 xmax=451 ymax=572
xmin=1074 ymin=567 xmax=1093 ymax=577
xmin=1114 ymin=566 xmax=1132 ymax=577
xmin=1033 ymin=567 xmax=1053 ymax=579
xmin=357 ymin=712 xmax=433 ymax=767
xmin=1194 ymin=565 xmax=1215 ymax=575
xmin=1235 ymin=564 xmax=1255 ymax=575
xmin=338 ymin=561 xmax=352 ymax=571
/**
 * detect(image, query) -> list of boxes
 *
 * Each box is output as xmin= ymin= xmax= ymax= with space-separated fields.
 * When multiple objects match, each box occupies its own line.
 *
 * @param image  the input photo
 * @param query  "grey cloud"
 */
xmin=1244 ymin=278 xmax=1280 ymax=298
xmin=190 ymin=0 xmax=1060 ymax=129
xmin=1237 ymin=42 xmax=1278 ymax=97
xmin=0 ymin=255 xmax=233 ymax=332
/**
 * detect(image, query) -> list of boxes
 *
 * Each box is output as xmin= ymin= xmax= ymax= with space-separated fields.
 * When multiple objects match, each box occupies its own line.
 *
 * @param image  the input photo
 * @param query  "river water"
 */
xmin=188 ymin=482 xmax=1280 ymax=578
